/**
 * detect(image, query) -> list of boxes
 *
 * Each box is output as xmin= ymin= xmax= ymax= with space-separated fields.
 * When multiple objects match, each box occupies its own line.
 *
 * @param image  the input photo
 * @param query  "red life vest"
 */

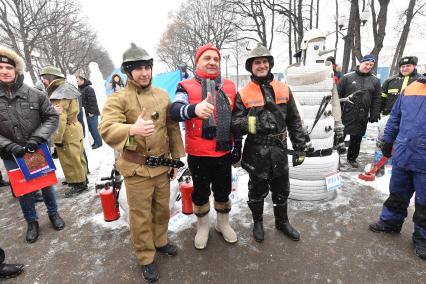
xmin=180 ymin=78 xmax=236 ymax=157
xmin=239 ymin=80 xmax=289 ymax=108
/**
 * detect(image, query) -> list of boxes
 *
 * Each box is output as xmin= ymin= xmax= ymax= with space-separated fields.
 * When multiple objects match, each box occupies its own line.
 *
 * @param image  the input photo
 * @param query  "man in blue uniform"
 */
xmin=369 ymin=75 xmax=426 ymax=260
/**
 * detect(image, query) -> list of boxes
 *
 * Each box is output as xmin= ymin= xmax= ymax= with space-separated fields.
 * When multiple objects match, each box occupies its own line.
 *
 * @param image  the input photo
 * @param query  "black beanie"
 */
xmin=0 ymin=55 xmax=16 ymax=67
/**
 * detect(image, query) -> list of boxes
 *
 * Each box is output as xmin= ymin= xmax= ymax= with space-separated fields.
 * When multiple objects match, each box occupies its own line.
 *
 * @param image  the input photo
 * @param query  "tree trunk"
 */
xmin=288 ymin=0 xmax=293 ymax=64
xmin=389 ymin=0 xmax=416 ymax=76
xmin=369 ymin=0 xmax=390 ymax=73
xmin=342 ymin=0 xmax=358 ymax=74
xmin=296 ymin=0 xmax=304 ymax=47
xmin=316 ymin=0 xmax=319 ymax=28
xmin=334 ymin=0 xmax=339 ymax=59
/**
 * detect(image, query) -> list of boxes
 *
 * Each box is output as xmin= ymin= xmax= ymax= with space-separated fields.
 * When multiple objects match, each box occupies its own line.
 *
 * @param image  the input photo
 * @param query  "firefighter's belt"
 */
xmin=122 ymin=150 xmax=184 ymax=168
xmin=288 ymin=148 xmax=333 ymax=157
xmin=246 ymin=132 xmax=287 ymax=147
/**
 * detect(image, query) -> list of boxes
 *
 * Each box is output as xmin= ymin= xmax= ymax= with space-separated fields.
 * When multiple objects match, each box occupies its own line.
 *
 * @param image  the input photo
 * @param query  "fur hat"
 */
xmin=398 ymin=56 xmax=418 ymax=67
xmin=195 ymin=43 xmax=221 ymax=64
xmin=0 ymin=46 xmax=25 ymax=73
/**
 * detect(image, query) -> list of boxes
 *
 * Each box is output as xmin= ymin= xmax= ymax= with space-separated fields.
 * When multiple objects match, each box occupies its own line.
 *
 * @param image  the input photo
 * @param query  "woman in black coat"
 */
xmin=76 ymin=76 xmax=103 ymax=149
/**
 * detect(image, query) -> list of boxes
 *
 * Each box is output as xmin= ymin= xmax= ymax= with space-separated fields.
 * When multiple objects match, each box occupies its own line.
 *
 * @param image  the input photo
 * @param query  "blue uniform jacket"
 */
xmin=382 ymin=75 xmax=426 ymax=173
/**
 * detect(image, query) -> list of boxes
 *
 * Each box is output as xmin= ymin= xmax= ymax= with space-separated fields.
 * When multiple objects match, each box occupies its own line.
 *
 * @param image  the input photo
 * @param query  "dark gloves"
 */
xmin=369 ymin=116 xmax=380 ymax=123
xmin=231 ymin=140 xmax=242 ymax=165
xmin=304 ymin=134 xmax=314 ymax=154
xmin=381 ymin=142 xmax=393 ymax=158
xmin=292 ymin=151 xmax=306 ymax=167
xmin=26 ymin=136 xmax=44 ymax=152
xmin=6 ymin=143 xmax=26 ymax=158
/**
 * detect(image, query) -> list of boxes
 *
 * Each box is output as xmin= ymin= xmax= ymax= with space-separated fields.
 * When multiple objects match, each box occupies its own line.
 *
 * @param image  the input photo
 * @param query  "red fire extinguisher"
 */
xmin=97 ymin=168 xmax=122 ymax=222
xmin=100 ymin=185 xmax=120 ymax=222
xmin=179 ymin=176 xmax=193 ymax=215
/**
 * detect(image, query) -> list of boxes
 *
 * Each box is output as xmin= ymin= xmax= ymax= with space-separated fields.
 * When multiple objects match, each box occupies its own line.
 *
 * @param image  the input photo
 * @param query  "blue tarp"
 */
xmin=104 ymin=69 xmax=182 ymax=101
xmin=152 ymin=70 xmax=181 ymax=101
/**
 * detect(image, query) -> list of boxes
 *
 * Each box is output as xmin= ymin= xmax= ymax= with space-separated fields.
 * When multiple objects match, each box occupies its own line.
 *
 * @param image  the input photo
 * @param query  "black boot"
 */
xmin=274 ymin=203 xmax=300 ymax=241
xmin=413 ymin=229 xmax=426 ymax=260
xmin=141 ymin=262 xmax=159 ymax=282
xmin=0 ymin=263 xmax=24 ymax=279
xmin=369 ymin=220 xmax=401 ymax=234
xmin=0 ymin=179 xmax=9 ymax=187
xmin=49 ymin=213 xmax=65 ymax=231
xmin=156 ymin=243 xmax=177 ymax=256
xmin=247 ymin=200 xmax=264 ymax=242
xmin=64 ymin=182 xmax=88 ymax=198
xmin=26 ymin=221 xmax=39 ymax=243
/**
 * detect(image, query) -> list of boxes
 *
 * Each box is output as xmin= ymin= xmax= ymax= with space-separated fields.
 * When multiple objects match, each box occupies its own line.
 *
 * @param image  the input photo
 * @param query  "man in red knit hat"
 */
xmin=170 ymin=43 xmax=241 ymax=249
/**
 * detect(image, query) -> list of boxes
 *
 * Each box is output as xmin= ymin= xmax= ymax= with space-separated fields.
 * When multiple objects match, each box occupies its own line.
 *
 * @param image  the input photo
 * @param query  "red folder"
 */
xmin=7 ymin=168 xmax=58 ymax=197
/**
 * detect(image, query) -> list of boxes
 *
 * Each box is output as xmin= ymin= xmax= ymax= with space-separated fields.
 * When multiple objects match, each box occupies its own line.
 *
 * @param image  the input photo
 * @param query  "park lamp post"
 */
xmin=223 ymin=54 xmax=230 ymax=79
xmin=336 ymin=10 xmax=369 ymax=39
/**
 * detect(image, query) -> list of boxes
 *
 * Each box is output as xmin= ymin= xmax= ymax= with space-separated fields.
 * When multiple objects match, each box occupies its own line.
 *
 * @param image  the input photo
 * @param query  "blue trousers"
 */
xmin=3 ymin=159 xmax=58 ymax=223
xmin=380 ymin=165 xmax=426 ymax=241
xmin=87 ymin=115 xmax=103 ymax=147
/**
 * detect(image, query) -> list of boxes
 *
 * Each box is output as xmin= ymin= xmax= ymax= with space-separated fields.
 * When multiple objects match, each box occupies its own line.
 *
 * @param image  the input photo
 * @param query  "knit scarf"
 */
xmin=195 ymin=69 xmax=232 ymax=151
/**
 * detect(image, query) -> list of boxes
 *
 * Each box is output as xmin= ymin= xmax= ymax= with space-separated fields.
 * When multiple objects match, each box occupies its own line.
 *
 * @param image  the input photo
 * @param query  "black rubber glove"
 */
xmin=26 ymin=136 xmax=44 ymax=152
xmin=231 ymin=140 xmax=242 ymax=165
xmin=369 ymin=116 xmax=379 ymax=123
xmin=292 ymin=151 xmax=306 ymax=167
xmin=381 ymin=142 xmax=393 ymax=158
xmin=6 ymin=143 xmax=26 ymax=158
xmin=304 ymin=133 xmax=314 ymax=154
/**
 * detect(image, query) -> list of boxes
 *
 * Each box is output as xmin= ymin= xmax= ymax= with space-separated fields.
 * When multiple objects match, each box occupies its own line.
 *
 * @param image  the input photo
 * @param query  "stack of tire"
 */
xmin=285 ymin=63 xmax=339 ymax=201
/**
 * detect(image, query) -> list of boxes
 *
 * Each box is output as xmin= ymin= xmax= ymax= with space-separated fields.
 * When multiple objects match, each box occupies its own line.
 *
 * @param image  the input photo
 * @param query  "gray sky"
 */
xmin=81 ymin=0 xmax=426 ymax=75
xmin=81 ymin=0 xmax=184 ymax=73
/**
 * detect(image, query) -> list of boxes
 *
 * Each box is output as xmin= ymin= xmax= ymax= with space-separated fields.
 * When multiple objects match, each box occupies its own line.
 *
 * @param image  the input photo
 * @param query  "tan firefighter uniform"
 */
xmin=47 ymin=79 xmax=87 ymax=183
xmin=99 ymin=79 xmax=184 ymax=265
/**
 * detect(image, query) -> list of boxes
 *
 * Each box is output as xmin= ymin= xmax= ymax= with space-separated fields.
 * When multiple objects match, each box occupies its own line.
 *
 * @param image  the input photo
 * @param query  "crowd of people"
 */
xmin=0 ymin=40 xmax=425 ymax=282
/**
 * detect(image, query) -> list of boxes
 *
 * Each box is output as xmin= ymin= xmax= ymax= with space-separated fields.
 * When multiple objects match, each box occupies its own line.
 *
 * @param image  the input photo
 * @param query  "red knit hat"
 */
xmin=195 ymin=43 xmax=221 ymax=64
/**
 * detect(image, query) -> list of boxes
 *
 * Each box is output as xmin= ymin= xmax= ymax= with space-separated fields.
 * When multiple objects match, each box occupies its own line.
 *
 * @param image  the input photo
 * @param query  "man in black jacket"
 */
xmin=381 ymin=56 xmax=420 ymax=115
xmin=338 ymin=54 xmax=381 ymax=168
xmin=232 ymin=44 xmax=306 ymax=243
xmin=76 ymin=74 xmax=103 ymax=149
xmin=0 ymin=46 xmax=65 ymax=243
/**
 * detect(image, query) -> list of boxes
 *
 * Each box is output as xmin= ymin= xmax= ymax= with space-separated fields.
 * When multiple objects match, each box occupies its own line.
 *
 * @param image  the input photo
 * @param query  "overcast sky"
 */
xmin=81 ymin=0 xmax=184 ymax=73
xmin=81 ymin=0 xmax=426 ymax=75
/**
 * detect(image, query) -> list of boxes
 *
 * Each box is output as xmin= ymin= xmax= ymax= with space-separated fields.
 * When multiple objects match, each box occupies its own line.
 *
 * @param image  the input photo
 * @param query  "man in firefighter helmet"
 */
xmin=232 ymin=43 xmax=307 ymax=243
xmin=100 ymin=43 xmax=184 ymax=283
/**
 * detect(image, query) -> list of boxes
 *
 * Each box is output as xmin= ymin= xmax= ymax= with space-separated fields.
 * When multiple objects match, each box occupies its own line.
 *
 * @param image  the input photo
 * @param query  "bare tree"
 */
xmin=0 ymin=0 xmax=114 ymax=82
xmin=341 ymin=0 xmax=358 ymax=73
xmin=0 ymin=0 xmax=51 ymax=82
xmin=273 ymin=0 xmax=313 ymax=62
xmin=227 ymin=0 xmax=276 ymax=50
xmin=389 ymin=0 xmax=426 ymax=75
xmin=157 ymin=0 xmax=236 ymax=71
xmin=341 ymin=0 xmax=390 ymax=73
xmin=368 ymin=0 xmax=390 ymax=71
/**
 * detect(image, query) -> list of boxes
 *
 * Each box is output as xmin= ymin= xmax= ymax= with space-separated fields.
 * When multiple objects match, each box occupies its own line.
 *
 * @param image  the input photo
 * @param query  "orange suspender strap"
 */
xmin=240 ymin=81 xmax=289 ymax=108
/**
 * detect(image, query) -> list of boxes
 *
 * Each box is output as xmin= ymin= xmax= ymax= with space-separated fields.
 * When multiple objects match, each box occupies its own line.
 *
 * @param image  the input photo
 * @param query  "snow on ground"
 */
xmin=54 ymin=66 xmax=398 ymax=236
